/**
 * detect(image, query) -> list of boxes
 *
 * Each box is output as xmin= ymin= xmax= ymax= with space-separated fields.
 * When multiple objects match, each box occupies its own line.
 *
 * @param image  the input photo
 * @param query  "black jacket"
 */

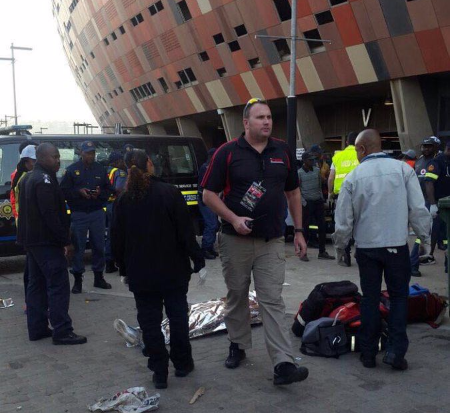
xmin=17 ymin=163 xmax=71 ymax=248
xmin=60 ymin=160 xmax=112 ymax=213
xmin=111 ymin=177 xmax=202 ymax=293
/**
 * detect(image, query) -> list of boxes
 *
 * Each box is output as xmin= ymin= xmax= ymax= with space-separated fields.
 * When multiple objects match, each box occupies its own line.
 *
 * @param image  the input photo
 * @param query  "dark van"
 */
xmin=0 ymin=129 xmax=207 ymax=257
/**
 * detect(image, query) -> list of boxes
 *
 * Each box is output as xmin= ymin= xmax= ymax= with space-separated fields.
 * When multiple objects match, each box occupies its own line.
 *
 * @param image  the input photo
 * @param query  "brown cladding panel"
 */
xmin=220 ymin=76 xmax=242 ymax=106
xmin=392 ymin=34 xmax=427 ymax=77
xmin=432 ymin=0 xmax=450 ymax=27
xmin=332 ymin=4 xmax=363 ymax=47
xmin=407 ymin=0 xmax=439 ymax=32
xmin=377 ymin=38 xmax=404 ymax=79
xmin=311 ymin=53 xmax=340 ymax=90
xmin=415 ymin=28 xmax=450 ymax=73
xmin=297 ymin=0 xmax=313 ymax=18
xmin=252 ymin=67 xmax=283 ymax=100
xmin=362 ymin=0 xmax=390 ymax=40
xmin=328 ymin=49 xmax=358 ymax=87
xmin=298 ymin=15 xmax=317 ymax=33
xmin=442 ymin=26 xmax=450 ymax=57
xmin=308 ymin=0 xmax=329 ymax=14
xmin=319 ymin=22 xmax=344 ymax=52
xmin=351 ymin=0 xmax=376 ymax=43
xmin=279 ymin=60 xmax=308 ymax=94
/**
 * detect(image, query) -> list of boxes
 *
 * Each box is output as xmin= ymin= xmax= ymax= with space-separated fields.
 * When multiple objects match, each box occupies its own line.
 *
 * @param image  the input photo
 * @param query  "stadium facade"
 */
xmin=53 ymin=0 xmax=450 ymax=151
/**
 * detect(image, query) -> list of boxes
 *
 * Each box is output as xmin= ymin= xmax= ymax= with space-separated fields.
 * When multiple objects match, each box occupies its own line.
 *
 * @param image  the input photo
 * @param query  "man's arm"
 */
xmin=425 ymin=181 xmax=436 ymax=206
xmin=406 ymin=168 xmax=431 ymax=244
xmin=60 ymin=168 xmax=81 ymax=200
xmin=328 ymin=168 xmax=336 ymax=197
xmin=285 ymin=188 xmax=307 ymax=258
xmin=332 ymin=181 xmax=354 ymax=250
xmin=203 ymin=190 xmax=251 ymax=235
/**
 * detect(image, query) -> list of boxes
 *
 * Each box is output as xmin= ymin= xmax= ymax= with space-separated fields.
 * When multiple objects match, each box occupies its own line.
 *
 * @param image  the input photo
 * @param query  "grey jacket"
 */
xmin=333 ymin=153 xmax=431 ymax=250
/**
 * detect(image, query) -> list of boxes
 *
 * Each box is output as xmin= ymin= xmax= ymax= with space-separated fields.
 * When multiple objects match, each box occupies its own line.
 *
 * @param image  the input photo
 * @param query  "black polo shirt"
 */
xmin=202 ymin=135 xmax=299 ymax=239
xmin=424 ymin=153 xmax=450 ymax=201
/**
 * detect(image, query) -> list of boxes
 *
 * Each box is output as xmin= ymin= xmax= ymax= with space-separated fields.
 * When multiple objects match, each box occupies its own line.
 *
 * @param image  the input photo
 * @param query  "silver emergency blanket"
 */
xmin=88 ymin=387 xmax=159 ymax=413
xmin=113 ymin=319 xmax=144 ymax=348
xmin=0 ymin=298 xmax=14 ymax=309
xmin=162 ymin=290 xmax=261 ymax=344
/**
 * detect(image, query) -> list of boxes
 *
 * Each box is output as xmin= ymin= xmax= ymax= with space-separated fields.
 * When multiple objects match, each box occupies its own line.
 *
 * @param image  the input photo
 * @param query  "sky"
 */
xmin=0 ymin=0 xmax=97 ymax=129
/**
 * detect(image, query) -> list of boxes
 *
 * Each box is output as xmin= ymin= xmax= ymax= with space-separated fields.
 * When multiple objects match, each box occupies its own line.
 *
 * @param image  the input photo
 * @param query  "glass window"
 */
xmin=150 ymin=144 xmax=194 ymax=177
xmin=0 ymin=144 xmax=20 ymax=186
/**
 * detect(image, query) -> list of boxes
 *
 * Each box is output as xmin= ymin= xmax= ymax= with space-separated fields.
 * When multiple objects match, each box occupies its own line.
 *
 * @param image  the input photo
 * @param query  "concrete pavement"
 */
xmin=0 ymin=242 xmax=449 ymax=413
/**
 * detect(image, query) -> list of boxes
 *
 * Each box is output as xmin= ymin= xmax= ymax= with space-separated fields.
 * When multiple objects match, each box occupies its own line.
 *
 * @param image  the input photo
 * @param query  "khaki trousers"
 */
xmin=219 ymin=233 xmax=294 ymax=366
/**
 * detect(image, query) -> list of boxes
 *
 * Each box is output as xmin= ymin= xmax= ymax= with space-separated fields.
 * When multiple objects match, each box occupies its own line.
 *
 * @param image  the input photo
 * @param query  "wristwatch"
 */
xmin=294 ymin=228 xmax=304 ymax=234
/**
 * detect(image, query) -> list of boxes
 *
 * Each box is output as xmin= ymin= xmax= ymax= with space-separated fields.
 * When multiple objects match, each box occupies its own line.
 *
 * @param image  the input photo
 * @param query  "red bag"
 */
xmin=381 ymin=290 xmax=447 ymax=328
xmin=329 ymin=302 xmax=361 ymax=328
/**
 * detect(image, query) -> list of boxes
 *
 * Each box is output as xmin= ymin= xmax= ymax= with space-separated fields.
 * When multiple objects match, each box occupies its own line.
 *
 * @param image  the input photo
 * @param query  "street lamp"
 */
xmin=0 ymin=43 xmax=33 ymax=126
xmin=255 ymin=1 xmax=330 ymax=153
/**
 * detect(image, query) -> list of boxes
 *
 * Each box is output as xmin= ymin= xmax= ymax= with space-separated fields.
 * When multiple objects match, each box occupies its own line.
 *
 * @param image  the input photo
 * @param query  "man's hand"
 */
xmin=294 ymin=232 xmax=307 ymax=258
xmin=335 ymin=248 xmax=345 ymax=265
xmin=79 ymin=188 xmax=91 ymax=199
xmin=327 ymin=194 xmax=334 ymax=209
xmin=90 ymin=186 xmax=101 ymax=200
xmin=430 ymin=204 xmax=438 ymax=219
xmin=64 ymin=244 xmax=75 ymax=260
xmin=232 ymin=216 xmax=252 ymax=235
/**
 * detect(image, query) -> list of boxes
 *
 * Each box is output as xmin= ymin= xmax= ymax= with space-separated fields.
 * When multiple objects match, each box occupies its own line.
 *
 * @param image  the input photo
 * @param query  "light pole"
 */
xmin=255 ymin=1 xmax=330 ymax=153
xmin=0 ymin=43 xmax=33 ymax=125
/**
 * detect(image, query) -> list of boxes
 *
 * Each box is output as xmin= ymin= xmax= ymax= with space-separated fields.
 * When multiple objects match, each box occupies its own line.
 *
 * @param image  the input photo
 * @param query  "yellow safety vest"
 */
xmin=332 ymin=145 xmax=359 ymax=195
xmin=108 ymin=167 xmax=118 ymax=202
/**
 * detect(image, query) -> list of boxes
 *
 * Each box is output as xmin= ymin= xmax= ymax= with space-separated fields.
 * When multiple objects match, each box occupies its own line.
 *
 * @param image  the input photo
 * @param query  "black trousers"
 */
xmin=356 ymin=245 xmax=410 ymax=359
xmin=302 ymin=200 xmax=326 ymax=253
xmin=26 ymin=246 xmax=73 ymax=340
xmin=134 ymin=285 xmax=192 ymax=375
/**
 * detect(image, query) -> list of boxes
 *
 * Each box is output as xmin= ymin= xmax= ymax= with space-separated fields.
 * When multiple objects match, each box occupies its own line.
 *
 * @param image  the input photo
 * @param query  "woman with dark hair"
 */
xmin=112 ymin=149 xmax=204 ymax=390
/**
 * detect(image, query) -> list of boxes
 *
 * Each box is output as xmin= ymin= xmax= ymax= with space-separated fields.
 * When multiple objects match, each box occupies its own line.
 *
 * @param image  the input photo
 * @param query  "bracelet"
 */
xmin=294 ymin=228 xmax=304 ymax=234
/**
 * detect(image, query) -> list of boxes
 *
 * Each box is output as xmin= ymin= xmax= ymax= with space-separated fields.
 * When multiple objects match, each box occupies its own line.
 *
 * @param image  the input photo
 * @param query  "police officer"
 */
xmin=60 ymin=141 xmax=112 ymax=293
xmin=105 ymin=152 xmax=128 ymax=273
xmin=424 ymin=140 xmax=450 ymax=271
xmin=17 ymin=143 xmax=87 ymax=345
xmin=328 ymin=131 xmax=359 ymax=266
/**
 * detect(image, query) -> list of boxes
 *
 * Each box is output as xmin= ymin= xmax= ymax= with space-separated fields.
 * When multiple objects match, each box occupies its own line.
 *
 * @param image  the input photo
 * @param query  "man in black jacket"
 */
xmin=18 ymin=143 xmax=86 ymax=345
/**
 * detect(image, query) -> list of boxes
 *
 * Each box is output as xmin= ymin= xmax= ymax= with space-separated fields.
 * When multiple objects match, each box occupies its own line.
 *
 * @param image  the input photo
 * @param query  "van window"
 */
xmin=0 ymin=144 xmax=20 ymax=186
xmin=150 ymin=144 xmax=195 ymax=178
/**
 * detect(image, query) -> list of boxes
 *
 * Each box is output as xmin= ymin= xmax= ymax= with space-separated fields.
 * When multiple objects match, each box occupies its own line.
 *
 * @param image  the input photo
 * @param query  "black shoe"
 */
xmin=29 ymin=328 xmax=53 ymax=341
xmin=273 ymin=362 xmax=309 ymax=386
xmin=53 ymin=332 xmax=87 ymax=345
xmin=175 ymin=361 xmax=195 ymax=377
xmin=71 ymin=274 xmax=83 ymax=294
xmin=360 ymin=354 xmax=376 ymax=368
xmin=202 ymin=249 xmax=216 ymax=260
xmin=210 ymin=248 xmax=219 ymax=257
xmin=411 ymin=269 xmax=422 ymax=277
xmin=94 ymin=272 xmax=112 ymax=289
xmin=438 ymin=242 xmax=446 ymax=251
xmin=153 ymin=373 xmax=168 ymax=389
xmin=105 ymin=260 xmax=118 ymax=274
xmin=318 ymin=251 xmax=335 ymax=260
xmin=225 ymin=342 xmax=246 ymax=369
xmin=383 ymin=352 xmax=408 ymax=370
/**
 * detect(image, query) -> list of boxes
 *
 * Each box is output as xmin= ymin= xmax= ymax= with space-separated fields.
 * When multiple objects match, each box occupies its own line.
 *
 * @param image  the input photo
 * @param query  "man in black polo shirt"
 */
xmin=202 ymin=98 xmax=309 ymax=386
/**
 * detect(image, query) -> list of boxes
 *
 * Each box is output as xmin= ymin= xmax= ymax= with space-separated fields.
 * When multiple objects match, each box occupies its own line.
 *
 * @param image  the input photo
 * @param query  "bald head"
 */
xmin=355 ymin=129 xmax=382 ymax=162
xmin=36 ymin=143 xmax=61 ymax=173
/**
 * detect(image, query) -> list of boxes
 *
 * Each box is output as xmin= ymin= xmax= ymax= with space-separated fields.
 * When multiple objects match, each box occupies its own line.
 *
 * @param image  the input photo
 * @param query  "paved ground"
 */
xmin=0 ymin=241 xmax=449 ymax=413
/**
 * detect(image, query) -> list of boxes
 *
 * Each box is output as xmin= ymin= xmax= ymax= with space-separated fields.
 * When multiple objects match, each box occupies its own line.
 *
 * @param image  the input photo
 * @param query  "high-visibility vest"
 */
xmin=332 ymin=145 xmax=359 ymax=195
xmin=108 ymin=167 xmax=118 ymax=202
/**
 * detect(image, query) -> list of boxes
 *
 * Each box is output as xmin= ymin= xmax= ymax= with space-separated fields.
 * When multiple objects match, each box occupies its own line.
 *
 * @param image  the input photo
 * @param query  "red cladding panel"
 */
xmin=332 ymin=4 xmax=363 ymax=47
xmin=415 ymin=29 xmax=450 ymax=73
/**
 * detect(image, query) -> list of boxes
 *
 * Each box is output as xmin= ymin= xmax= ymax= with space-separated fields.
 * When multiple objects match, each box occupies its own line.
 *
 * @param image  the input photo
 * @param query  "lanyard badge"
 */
xmin=240 ymin=181 xmax=266 ymax=212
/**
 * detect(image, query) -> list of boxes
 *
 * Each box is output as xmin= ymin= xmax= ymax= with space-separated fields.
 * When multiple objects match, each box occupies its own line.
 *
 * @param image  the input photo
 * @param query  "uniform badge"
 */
xmin=119 ymin=171 xmax=126 ymax=177
xmin=43 ymin=174 xmax=51 ymax=184
xmin=427 ymin=165 xmax=435 ymax=172
xmin=0 ymin=200 xmax=13 ymax=220
xmin=75 ymin=170 xmax=80 ymax=176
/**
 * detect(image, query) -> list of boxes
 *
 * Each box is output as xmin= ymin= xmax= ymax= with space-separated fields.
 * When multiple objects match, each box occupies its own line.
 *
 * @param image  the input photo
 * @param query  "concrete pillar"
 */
xmin=296 ymin=97 xmax=325 ymax=149
xmin=147 ymin=123 xmax=167 ymax=135
xmin=219 ymin=108 xmax=243 ymax=141
xmin=175 ymin=117 xmax=201 ymax=137
xmin=390 ymin=78 xmax=433 ymax=151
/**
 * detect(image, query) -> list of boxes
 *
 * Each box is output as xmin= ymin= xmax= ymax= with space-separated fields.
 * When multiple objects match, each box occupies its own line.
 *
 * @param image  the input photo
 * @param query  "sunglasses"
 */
xmin=243 ymin=97 xmax=267 ymax=116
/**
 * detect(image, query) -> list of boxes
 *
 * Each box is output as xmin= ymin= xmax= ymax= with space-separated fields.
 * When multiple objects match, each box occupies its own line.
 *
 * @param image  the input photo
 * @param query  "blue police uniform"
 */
xmin=60 ymin=142 xmax=113 ymax=291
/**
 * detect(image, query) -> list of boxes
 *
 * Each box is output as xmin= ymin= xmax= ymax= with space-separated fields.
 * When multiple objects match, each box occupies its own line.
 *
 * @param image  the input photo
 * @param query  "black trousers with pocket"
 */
xmin=355 ymin=245 xmax=411 ymax=359
xmin=134 ymin=285 xmax=192 ymax=375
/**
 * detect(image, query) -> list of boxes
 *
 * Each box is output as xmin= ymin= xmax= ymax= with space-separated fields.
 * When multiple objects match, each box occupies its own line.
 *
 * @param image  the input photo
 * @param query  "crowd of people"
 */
xmin=11 ymin=97 xmax=449 ymax=390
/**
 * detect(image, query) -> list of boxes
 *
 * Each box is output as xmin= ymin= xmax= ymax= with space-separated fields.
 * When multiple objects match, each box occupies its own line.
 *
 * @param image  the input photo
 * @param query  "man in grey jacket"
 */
xmin=333 ymin=129 xmax=431 ymax=371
